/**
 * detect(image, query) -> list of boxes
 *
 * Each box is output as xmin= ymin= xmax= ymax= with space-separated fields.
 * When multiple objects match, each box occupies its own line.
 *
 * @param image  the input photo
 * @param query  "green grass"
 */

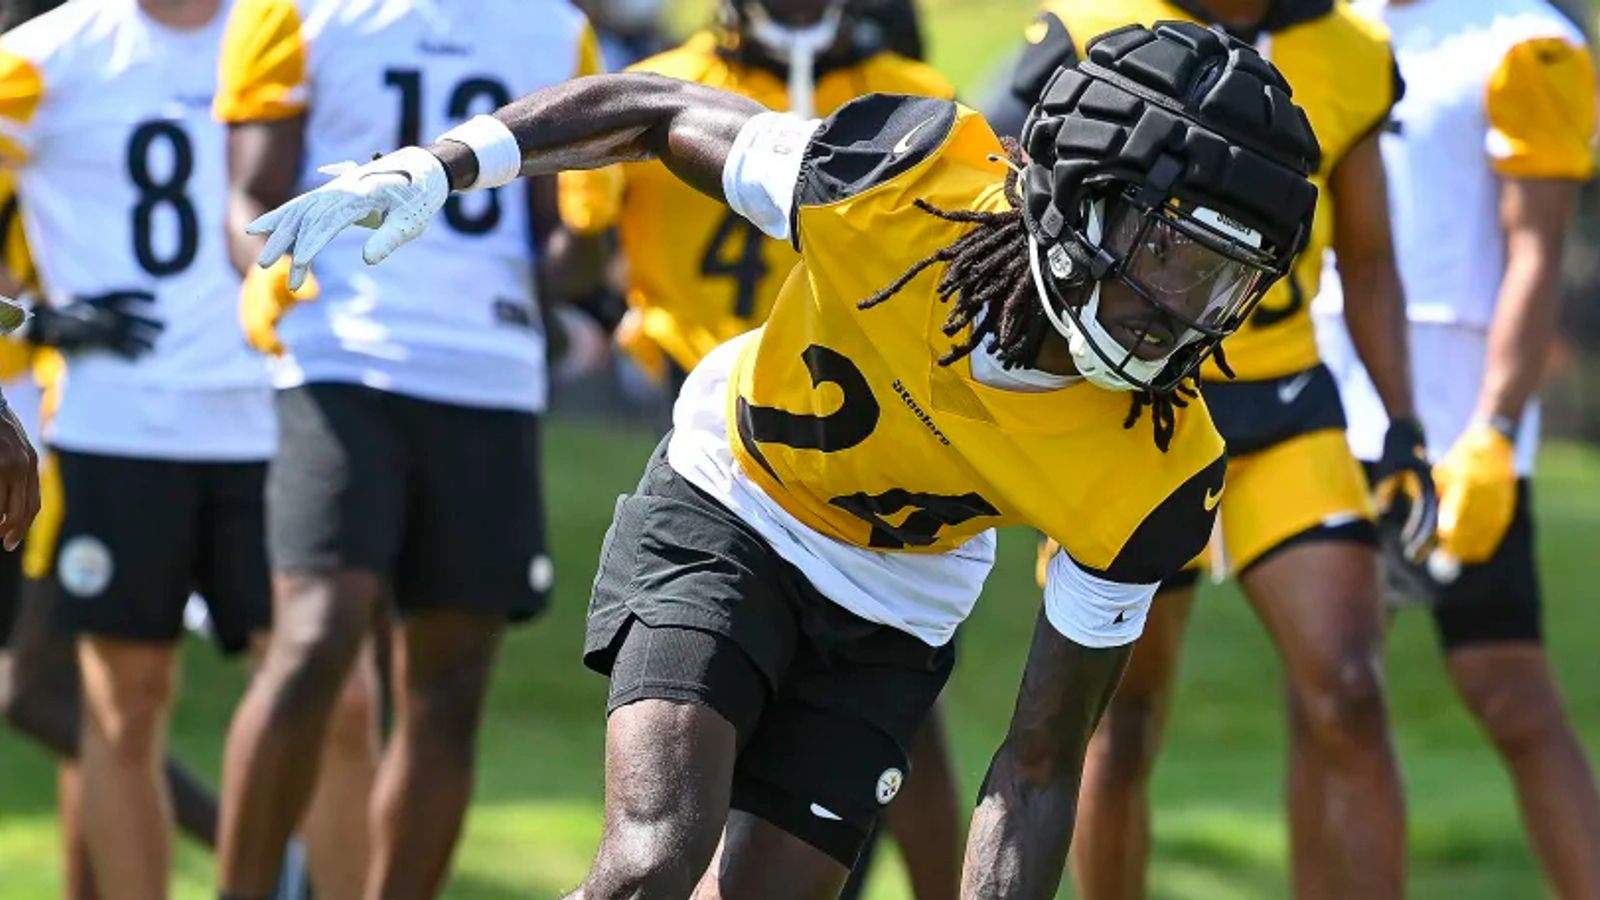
xmin=3 ymin=422 xmax=1599 ymax=898
xmin=6 ymin=4 xmax=1600 ymax=897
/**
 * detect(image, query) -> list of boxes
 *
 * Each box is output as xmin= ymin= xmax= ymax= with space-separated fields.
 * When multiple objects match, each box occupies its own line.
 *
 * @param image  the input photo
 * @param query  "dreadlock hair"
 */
xmin=856 ymin=137 xmax=1226 ymax=453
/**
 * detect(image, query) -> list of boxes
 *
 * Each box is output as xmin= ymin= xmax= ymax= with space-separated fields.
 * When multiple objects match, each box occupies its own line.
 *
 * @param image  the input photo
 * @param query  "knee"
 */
xmin=1292 ymin=649 xmax=1389 ymax=748
xmin=585 ymin=820 xmax=721 ymax=900
xmin=86 ymin=677 xmax=170 ymax=765
xmin=402 ymin=658 xmax=494 ymax=761
xmin=323 ymin=667 xmax=377 ymax=755
xmin=1088 ymin=694 xmax=1166 ymax=789
xmin=1460 ymin=676 xmax=1566 ymax=761
xmin=257 ymin=582 xmax=371 ymax=719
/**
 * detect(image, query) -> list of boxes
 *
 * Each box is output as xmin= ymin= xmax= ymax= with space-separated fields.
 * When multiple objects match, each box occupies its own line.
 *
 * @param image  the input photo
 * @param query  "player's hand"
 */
xmin=1433 ymin=422 xmax=1516 ymax=564
xmin=1371 ymin=418 xmax=1439 ymax=564
xmin=240 ymin=258 xmax=319 ymax=356
xmin=25 ymin=290 xmax=163 ymax=359
xmin=0 ymin=401 xmax=39 ymax=552
xmin=248 ymin=147 xmax=451 ymax=290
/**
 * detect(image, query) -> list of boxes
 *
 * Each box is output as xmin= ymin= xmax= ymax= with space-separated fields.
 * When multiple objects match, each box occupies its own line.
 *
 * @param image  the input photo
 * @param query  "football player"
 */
xmin=1316 ymin=0 xmax=1600 ymax=894
xmin=212 ymin=1 xmax=600 ymax=898
xmin=555 ymin=8 xmax=960 ymax=890
xmin=0 ymin=1 xmax=380 ymax=897
xmin=248 ymin=21 xmax=1321 ymax=897
xmin=0 ymin=174 xmax=223 ymax=898
xmin=996 ymin=2 xmax=1436 ymax=895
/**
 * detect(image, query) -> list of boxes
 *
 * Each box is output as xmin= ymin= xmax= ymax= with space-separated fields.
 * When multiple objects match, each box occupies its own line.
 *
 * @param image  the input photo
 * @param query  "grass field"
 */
xmin=4 ymin=2 xmax=1600 ymax=897
xmin=2 ymin=421 xmax=1599 ymax=898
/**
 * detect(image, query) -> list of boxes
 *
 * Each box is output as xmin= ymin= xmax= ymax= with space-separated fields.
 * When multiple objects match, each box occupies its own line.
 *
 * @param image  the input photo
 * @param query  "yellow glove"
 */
xmin=1433 ymin=422 xmax=1517 ymax=564
xmin=240 ymin=259 xmax=318 ymax=356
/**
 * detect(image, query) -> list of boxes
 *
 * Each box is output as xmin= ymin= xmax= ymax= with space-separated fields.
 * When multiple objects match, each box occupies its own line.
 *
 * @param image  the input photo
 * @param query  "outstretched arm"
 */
xmin=250 ymin=74 xmax=769 ymax=289
xmin=430 ymin=74 xmax=765 ymax=200
xmin=962 ymin=609 xmax=1130 ymax=897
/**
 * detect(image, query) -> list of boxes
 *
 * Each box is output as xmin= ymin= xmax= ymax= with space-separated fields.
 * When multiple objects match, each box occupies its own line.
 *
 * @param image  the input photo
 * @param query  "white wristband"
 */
xmin=436 ymin=115 xmax=523 ymax=190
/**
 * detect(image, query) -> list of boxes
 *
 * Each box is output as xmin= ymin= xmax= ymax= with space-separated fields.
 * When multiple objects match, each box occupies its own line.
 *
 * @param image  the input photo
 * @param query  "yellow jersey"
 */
xmin=0 ymin=170 xmax=33 ymax=384
xmin=719 ymin=96 xmax=1225 ymax=582
xmin=558 ymin=32 xmax=954 ymax=376
xmin=1024 ymin=0 xmax=1401 ymax=382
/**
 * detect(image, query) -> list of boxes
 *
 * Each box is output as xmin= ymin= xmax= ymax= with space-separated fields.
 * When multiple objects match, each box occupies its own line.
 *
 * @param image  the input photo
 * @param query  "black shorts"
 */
xmin=269 ymin=383 xmax=551 ymax=621
xmin=584 ymin=440 xmax=954 ymax=867
xmin=51 ymin=451 xmax=270 ymax=654
xmin=1371 ymin=469 xmax=1540 ymax=651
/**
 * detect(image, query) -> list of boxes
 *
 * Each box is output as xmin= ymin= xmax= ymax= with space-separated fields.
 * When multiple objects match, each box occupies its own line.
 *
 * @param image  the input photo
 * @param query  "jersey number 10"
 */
xmin=385 ymin=69 xmax=512 ymax=235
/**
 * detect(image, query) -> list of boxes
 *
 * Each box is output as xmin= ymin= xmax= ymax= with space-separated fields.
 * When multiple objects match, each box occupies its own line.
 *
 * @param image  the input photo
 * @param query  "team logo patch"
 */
xmin=528 ymin=554 xmax=555 ymax=593
xmin=58 ymin=536 xmax=113 ymax=598
xmin=875 ymin=767 xmax=904 ymax=805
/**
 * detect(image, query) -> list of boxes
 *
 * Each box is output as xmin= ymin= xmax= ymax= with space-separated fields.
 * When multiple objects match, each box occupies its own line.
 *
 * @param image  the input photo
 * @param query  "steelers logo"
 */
xmin=528 ymin=554 xmax=555 ymax=593
xmin=875 ymin=767 xmax=904 ymax=806
xmin=58 ymin=535 xmax=113 ymax=598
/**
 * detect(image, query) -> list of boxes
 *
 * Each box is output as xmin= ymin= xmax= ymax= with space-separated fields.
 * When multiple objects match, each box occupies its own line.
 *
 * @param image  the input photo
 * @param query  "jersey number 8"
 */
xmin=127 ymin=120 xmax=199 ymax=277
xmin=385 ymin=69 xmax=512 ymax=235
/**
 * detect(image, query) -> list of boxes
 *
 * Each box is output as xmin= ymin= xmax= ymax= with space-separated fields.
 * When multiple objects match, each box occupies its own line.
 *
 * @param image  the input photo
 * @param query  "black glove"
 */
xmin=1370 ymin=417 xmax=1440 ymax=565
xmin=25 ymin=290 xmax=162 ymax=359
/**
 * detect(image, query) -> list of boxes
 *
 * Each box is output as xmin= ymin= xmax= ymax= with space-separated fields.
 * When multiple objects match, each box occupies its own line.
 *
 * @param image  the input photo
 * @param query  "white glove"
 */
xmin=248 ymin=146 xmax=450 ymax=291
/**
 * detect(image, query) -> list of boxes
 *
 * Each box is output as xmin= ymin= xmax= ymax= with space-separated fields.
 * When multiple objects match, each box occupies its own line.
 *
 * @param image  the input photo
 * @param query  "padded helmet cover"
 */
xmin=1020 ymin=21 xmax=1321 ymax=272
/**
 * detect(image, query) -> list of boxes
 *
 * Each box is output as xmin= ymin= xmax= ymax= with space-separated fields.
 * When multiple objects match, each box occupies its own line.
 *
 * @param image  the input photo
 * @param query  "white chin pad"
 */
xmin=1026 ymin=216 xmax=1172 ymax=393
xmin=745 ymin=4 xmax=842 ymax=119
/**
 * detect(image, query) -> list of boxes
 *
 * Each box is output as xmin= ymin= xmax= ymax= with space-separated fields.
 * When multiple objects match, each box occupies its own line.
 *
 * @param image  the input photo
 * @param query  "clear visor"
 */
xmin=1102 ymin=200 xmax=1273 ymax=339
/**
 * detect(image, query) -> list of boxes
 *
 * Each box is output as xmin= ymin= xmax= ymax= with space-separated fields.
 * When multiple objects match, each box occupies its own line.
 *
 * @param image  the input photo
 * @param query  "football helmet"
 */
xmin=1019 ymin=21 xmax=1320 ymax=393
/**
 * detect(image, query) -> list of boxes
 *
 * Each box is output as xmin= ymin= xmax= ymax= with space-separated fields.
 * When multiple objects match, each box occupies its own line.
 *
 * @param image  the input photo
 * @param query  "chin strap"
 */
xmin=744 ymin=3 xmax=843 ymax=118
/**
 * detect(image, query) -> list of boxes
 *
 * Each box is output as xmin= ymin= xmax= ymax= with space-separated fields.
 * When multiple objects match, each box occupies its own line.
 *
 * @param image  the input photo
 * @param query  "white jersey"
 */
xmin=215 ymin=0 xmax=602 ymax=412
xmin=0 ymin=0 xmax=274 ymax=460
xmin=1315 ymin=0 xmax=1594 ymax=473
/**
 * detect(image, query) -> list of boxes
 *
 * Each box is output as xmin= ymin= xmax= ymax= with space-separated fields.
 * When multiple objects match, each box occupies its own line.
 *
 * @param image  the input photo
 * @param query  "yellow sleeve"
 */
xmin=558 ymin=166 xmax=625 ymax=235
xmin=575 ymin=20 xmax=605 ymax=77
xmin=0 ymin=47 xmax=43 ymax=165
xmin=1485 ymin=37 xmax=1597 ymax=180
xmin=214 ymin=0 xmax=309 ymax=123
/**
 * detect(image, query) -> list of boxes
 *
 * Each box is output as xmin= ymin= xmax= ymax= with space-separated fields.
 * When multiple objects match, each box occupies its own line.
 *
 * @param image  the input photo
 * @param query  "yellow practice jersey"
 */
xmin=0 ymin=171 xmax=32 ymax=384
xmin=1026 ymin=0 xmax=1400 ymax=381
xmin=725 ymin=96 xmax=1225 ymax=580
xmin=558 ymin=32 xmax=954 ymax=375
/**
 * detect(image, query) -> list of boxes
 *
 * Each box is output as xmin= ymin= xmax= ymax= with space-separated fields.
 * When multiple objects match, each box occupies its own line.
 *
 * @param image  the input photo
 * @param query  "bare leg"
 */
xmin=1447 ymin=643 xmax=1600 ymax=899
xmin=300 ymin=642 xmax=379 ymax=900
xmin=59 ymin=763 xmax=100 ymax=900
xmin=1071 ymin=586 xmax=1195 ymax=900
xmin=217 ymin=570 xmax=380 ymax=896
xmin=563 ymin=699 xmax=738 ymax=900
xmin=78 ymin=637 xmax=180 ymax=900
xmin=1242 ymin=541 xmax=1405 ymax=900
xmin=1 ymin=577 xmax=219 ymax=847
xmin=364 ymin=611 xmax=503 ymax=900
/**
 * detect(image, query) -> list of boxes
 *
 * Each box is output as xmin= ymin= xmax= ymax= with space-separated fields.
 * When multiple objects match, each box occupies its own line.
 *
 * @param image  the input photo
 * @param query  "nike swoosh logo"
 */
xmin=1204 ymin=486 xmax=1222 ymax=511
xmin=810 ymin=803 xmax=842 ymax=821
xmin=893 ymin=117 xmax=936 ymax=156
xmin=1277 ymin=371 xmax=1314 ymax=405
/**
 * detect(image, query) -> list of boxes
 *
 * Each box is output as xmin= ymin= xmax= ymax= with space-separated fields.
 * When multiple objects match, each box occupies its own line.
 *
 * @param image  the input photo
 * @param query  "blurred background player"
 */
xmin=996 ymin=1 xmax=1437 ymax=897
xmin=557 ymin=3 xmax=960 ymax=895
xmin=213 ymin=1 xmax=601 ymax=897
xmin=0 ymin=172 xmax=225 ymax=898
xmin=0 ymin=0 xmax=370 ymax=897
xmin=1316 ymin=0 xmax=1600 ymax=894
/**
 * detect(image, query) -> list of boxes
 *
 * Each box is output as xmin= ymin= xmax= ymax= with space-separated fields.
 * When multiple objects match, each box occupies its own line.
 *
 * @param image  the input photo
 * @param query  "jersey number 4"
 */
xmin=737 ymin=344 xmax=998 ymax=550
xmin=127 ymin=121 xmax=198 ymax=277
xmin=700 ymin=211 xmax=767 ymax=319
xmin=384 ymin=69 xmax=512 ymax=235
